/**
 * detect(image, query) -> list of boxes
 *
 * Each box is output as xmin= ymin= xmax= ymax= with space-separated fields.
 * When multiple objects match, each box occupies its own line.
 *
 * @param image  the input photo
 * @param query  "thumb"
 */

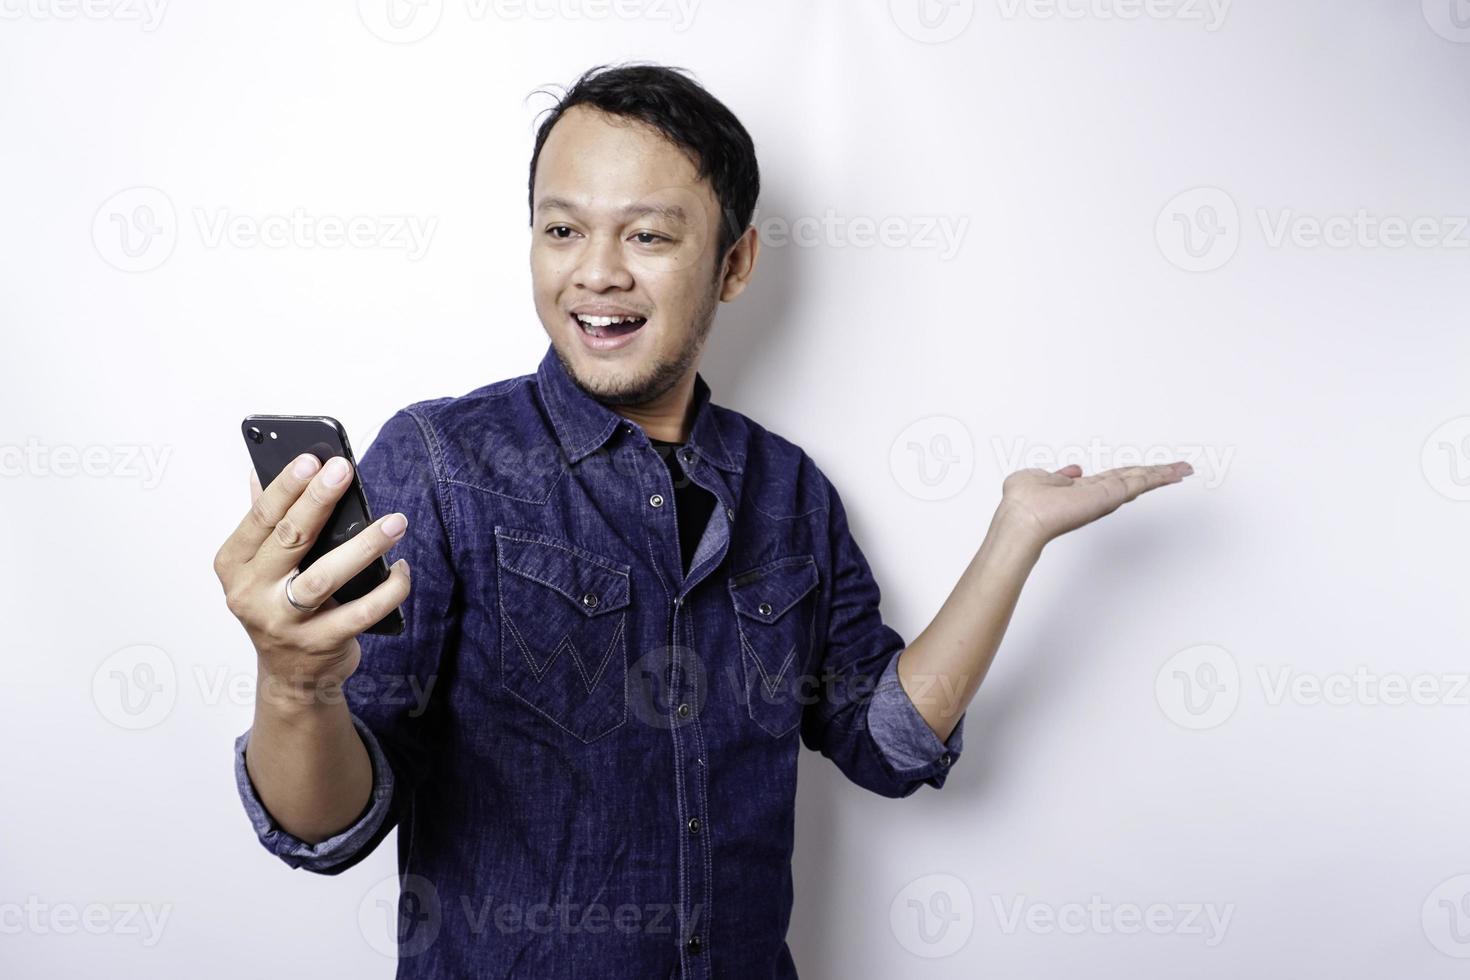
xmin=248 ymin=465 xmax=262 ymax=503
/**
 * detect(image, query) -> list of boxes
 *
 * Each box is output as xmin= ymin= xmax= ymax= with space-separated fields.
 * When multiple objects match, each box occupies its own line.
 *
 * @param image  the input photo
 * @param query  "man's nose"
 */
xmin=573 ymin=232 xmax=634 ymax=291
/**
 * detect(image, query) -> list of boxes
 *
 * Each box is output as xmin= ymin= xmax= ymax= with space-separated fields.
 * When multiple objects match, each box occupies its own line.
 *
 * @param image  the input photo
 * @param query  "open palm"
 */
xmin=999 ymin=461 xmax=1193 ymax=544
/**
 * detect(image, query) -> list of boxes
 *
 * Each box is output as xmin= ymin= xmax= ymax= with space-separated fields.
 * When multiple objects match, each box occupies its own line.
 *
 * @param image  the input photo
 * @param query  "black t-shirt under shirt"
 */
xmin=648 ymin=437 xmax=716 ymax=578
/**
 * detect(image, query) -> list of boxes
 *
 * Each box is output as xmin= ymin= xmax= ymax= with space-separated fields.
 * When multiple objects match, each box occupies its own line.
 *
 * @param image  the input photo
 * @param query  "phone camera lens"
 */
xmin=247 ymin=426 xmax=263 ymax=444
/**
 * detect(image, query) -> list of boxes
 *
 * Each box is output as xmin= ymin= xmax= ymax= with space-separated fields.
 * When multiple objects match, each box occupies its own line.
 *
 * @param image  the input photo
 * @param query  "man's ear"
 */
xmin=717 ymin=226 xmax=760 ymax=302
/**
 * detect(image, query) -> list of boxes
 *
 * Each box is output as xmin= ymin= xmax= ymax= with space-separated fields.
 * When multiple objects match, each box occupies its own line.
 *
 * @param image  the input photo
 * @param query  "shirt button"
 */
xmin=680 ymin=450 xmax=695 ymax=465
xmin=677 ymin=703 xmax=691 ymax=718
xmin=686 ymin=936 xmax=703 ymax=955
xmin=581 ymin=592 xmax=599 ymax=609
xmin=939 ymin=753 xmax=952 ymax=768
xmin=687 ymin=817 xmax=701 ymax=834
xmin=724 ymin=507 xmax=734 ymax=521
xmin=757 ymin=601 xmax=773 ymax=617
xmin=649 ymin=493 xmax=665 ymax=508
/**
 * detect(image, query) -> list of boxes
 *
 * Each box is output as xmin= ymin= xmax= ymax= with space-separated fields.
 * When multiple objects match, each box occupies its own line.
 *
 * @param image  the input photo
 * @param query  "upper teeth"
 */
xmin=576 ymin=314 xmax=641 ymax=327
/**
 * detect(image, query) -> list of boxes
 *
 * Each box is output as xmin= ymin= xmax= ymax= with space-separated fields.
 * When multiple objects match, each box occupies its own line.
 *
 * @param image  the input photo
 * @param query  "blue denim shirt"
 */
xmin=234 ymin=342 xmax=965 ymax=978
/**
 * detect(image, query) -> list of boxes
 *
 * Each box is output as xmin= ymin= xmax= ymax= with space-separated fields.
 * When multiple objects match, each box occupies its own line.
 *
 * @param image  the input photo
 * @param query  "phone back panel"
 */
xmin=241 ymin=415 xmax=404 ymax=634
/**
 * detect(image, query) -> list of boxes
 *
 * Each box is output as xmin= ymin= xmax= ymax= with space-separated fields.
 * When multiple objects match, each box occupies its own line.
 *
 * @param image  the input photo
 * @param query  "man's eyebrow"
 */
xmin=535 ymin=197 xmax=689 ymax=223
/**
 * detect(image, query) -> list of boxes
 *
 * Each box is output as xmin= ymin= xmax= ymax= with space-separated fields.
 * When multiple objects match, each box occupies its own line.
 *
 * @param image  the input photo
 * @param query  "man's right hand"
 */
xmin=213 ymin=453 xmax=412 ymax=706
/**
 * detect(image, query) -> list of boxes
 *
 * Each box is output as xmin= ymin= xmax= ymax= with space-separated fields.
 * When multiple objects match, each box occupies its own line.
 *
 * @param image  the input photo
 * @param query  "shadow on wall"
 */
xmin=697 ymin=185 xmax=805 ymax=411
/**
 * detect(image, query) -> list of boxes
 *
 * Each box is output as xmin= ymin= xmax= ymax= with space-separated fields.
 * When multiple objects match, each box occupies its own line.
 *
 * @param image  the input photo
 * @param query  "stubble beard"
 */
xmin=559 ymin=276 xmax=720 ymax=408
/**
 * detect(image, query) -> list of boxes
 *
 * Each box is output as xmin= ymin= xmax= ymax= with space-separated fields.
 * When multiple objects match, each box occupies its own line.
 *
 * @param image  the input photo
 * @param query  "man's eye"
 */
xmin=547 ymin=226 xmax=576 ymax=239
xmin=631 ymin=232 xmax=667 ymax=245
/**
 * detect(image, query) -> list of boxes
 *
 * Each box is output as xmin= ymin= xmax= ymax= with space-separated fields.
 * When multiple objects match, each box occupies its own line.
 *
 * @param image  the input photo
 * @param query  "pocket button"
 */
xmin=495 ymin=527 xmax=632 ymax=744
xmin=728 ymin=556 xmax=820 ymax=738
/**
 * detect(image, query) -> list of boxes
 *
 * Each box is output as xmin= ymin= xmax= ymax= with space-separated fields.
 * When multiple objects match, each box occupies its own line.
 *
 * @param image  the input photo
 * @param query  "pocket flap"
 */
xmin=494 ymin=526 xmax=631 ymax=616
xmin=728 ymin=555 xmax=819 ymax=624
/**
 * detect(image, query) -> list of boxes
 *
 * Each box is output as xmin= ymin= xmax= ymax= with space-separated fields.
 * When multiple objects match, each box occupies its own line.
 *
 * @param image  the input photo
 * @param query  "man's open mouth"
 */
xmin=572 ymin=312 xmax=648 ymax=339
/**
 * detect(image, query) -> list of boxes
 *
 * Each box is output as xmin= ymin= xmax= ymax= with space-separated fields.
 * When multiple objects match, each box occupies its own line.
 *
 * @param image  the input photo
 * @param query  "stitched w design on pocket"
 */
xmin=494 ymin=526 xmax=631 ymax=743
xmin=728 ymin=554 xmax=820 ymax=737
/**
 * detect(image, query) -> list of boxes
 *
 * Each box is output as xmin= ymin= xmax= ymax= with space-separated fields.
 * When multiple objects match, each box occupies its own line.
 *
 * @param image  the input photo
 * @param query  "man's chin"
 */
xmin=555 ymin=343 xmax=660 ymax=405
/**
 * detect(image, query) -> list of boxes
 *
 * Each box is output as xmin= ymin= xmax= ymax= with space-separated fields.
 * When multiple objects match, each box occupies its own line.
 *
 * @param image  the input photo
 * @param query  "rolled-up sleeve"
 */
xmin=868 ymin=650 xmax=965 ymax=780
xmin=800 ymin=469 xmax=965 ymax=798
xmin=233 ymin=406 xmax=460 ymax=874
xmin=234 ymin=712 xmax=395 ymax=872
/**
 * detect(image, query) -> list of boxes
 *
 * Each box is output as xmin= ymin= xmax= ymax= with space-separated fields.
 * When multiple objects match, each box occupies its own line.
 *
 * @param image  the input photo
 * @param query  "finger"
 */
xmin=252 ymin=456 xmax=357 ymax=577
xmin=217 ymin=453 xmax=322 ymax=570
xmin=1070 ymin=467 xmax=1144 ymax=509
xmin=311 ymin=558 xmax=413 ymax=640
xmin=1053 ymin=464 xmax=1083 ymax=478
xmin=1141 ymin=461 xmax=1192 ymax=489
xmin=281 ymin=512 xmax=409 ymax=612
xmin=1113 ymin=464 xmax=1189 ymax=502
xmin=249 ymin=466 xmax=263 ymax=504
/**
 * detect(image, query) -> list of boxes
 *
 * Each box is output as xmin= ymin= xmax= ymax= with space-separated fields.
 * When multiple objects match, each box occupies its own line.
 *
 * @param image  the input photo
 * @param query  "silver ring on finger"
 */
xmin=284 ymin=570 xmax=321 ymax=613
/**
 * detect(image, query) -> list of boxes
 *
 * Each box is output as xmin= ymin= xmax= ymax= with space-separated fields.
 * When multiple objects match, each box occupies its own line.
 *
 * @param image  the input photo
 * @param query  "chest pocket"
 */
xmin=494 ymin=526 xmax=631 ymax=744
xmin=728 ymin=554 xmax=820 ymax=737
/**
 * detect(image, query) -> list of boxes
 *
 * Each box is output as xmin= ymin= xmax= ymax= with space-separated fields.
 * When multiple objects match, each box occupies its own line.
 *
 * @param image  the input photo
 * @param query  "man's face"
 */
xmin=530 ymin=105 xmax=731 ymax=407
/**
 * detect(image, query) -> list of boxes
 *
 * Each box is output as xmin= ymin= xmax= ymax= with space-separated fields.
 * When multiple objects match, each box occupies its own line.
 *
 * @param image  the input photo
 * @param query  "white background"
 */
xmin=2 ymin=1 xmax=1467 ymax=976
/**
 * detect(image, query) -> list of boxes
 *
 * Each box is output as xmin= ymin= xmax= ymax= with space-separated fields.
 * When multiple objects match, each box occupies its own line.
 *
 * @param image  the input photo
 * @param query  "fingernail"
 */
xmin=382 ymin=513 xmax=407 ymax=538
xmin=323 ymin=457 xmax=350 ymax=486
xmin=292 ymin=454 xmax=320 ymax=479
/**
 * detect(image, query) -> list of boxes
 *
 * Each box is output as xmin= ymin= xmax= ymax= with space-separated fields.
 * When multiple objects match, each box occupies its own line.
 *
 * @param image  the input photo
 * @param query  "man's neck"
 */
xmin=608 ymin=371 xmax=696 ymax=443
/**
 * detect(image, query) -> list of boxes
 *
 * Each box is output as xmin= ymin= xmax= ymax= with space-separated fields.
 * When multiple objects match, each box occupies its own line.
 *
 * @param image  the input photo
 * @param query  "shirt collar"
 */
xmin=535 ymin=342 xmax=742 ymax=473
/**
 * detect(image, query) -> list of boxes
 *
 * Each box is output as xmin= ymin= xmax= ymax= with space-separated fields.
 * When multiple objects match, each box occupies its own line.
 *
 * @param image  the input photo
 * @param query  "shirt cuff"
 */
xmin=234 ymin=711 xmax=395 ymax=872
xmin=868 ymin=650 xmax=965 ymax=777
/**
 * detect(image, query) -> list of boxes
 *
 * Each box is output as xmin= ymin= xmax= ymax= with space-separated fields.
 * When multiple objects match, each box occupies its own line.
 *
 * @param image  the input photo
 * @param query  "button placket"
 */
xmin=668 ymin=588 xmax=710 ymax=971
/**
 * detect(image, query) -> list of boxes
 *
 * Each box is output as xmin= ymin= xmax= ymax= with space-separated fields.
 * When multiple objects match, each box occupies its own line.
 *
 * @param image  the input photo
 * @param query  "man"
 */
xmin=214 ymin=62 xmax=1192 ymax=979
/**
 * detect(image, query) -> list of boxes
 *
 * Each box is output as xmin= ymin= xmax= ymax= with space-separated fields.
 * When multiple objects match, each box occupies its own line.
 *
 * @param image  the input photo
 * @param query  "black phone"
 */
xmin=241 ymin=414 xmax=405 ymax=636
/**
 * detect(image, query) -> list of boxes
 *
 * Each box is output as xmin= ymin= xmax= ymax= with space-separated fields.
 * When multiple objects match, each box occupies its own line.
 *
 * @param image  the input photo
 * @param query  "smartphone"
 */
xmin=241 ymin=414 xmax=405 ymax=636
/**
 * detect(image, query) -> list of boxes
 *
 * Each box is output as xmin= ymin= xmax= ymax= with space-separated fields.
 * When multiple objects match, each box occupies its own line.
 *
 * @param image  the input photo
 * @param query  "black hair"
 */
xmin=527 ymin=62 xmax=760 ymax=264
